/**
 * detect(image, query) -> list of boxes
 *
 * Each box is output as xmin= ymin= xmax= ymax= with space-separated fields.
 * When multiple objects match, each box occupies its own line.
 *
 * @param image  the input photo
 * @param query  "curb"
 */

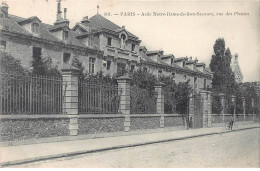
xmin=1 ymin=126 xmax=259 ymax=167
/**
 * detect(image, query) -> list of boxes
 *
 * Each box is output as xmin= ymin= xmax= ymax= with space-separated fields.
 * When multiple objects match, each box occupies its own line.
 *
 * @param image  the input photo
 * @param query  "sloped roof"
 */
xmin=3 ymin=15 xmax=31 ymax=35
xmin=88 ymin=14 xmax=138 ymax=39
xmin=3 ymin=14 xmax=88 ymax=48
xmin=186 ymin=60 xmax=196 ymax=64
xmin=18 ymin=16 xmax=41 ymax=25
xmin=141 ymin=55 xmax=189 ymax=71
xmin=161 ymin=54 xmax=174 ymax=59
xmin=174 ymin=57 xmax=188 ymax=62
xmin=196 ymin=62 xmax=206 ymax=67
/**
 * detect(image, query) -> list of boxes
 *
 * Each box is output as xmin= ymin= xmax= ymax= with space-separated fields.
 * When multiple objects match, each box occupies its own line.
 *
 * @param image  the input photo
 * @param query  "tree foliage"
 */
xmin=209 ymin=38 xmax=236 ymax=96
xmin=0 ymin=51 xmax=29 ymax=75
xmin=31 ymin=54 xmax=61 ymax=77
xmin=159 ymin=76 xmax=192 ymax=115
xmin=210 ymin=38 xmax=259 ymax=117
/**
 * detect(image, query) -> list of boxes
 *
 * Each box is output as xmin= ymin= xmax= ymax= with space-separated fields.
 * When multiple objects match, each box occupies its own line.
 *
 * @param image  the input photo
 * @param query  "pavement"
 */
xmin=0 ymin=121 xmax=259 ymax=167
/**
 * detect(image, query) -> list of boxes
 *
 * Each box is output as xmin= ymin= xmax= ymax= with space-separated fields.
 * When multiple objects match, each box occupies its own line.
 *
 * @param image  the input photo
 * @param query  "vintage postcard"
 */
xmin=0 ymin=0 xmax=259 ymax=168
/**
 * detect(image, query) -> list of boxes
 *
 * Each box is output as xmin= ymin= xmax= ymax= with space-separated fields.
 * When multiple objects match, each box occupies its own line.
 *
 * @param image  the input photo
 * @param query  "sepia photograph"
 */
xmin=0 ymin=0 xmax=259 ymax=168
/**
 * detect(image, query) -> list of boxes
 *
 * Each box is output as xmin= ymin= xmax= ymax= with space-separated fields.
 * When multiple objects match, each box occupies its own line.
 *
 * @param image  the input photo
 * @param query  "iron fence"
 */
xmin=0 ymin=73 xmax=63 ymax=115
xmin=130 ymin=85 xmax=157 ymax=114
xmin=78 ymin=79 xmax=120 ymax=114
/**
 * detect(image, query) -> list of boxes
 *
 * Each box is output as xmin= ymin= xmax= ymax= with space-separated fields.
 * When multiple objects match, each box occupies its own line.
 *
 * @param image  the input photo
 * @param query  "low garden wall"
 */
xmin=78 ymin=115 xmax=125 ymax=135
xmin=0 ymin=114 xmax=187 ymax=142
xmin=164 ymin=115 xmax=184 ymax=127
xmin=130 ymin=116 xmax=160 ymax=130
xmin=0 ymin=115 xmax=70 ymax=142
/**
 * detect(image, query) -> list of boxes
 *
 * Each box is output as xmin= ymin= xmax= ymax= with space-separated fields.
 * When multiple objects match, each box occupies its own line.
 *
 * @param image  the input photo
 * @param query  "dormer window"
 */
xmin=204 ymin=79 xmax=207 ymax=89
xmin=131 ymin=44 xmax=135 ymax=51
xmin=107 ymin=37 xmax=112 ymax=46
xmin=63 ymin=30 xmax=68 ymax=40
xmin=158 ymin=70 xmax=162 ymax=77
xmin=32 ymin=23 xmax=39 ymax=34
xmin=172 ymin=72 xmax=175 ymax=78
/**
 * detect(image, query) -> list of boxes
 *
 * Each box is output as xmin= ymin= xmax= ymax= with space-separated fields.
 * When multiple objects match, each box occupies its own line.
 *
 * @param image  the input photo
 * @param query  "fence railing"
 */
xmin=78 ymin=79 xmax=121 ymax=114
xmin=0 ymin=73 xmax=63 ymax=115
xmin=130 ymin=85 xmax=157 ymax=114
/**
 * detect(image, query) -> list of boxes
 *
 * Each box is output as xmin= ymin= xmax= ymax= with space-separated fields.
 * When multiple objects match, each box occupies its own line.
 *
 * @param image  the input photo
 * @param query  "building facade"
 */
xmin=0 ymin=1 xmax=213 ymax=91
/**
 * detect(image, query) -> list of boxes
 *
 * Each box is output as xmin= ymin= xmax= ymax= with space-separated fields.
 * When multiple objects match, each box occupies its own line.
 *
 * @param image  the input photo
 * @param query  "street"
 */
xmin=15 ymin=128 xmax=259 ymax=168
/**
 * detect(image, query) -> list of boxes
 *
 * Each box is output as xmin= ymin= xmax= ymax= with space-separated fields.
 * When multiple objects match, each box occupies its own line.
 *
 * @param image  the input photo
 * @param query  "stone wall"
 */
xmin=0 ymin=118 xmax=70 ymax=142
xmin=164 ymin=116 xmax=184 ymax=127
xmin=78 ymin=117 xmax=124 ymax=135
xmin=130 ymin=116 xmax=160 ymax=130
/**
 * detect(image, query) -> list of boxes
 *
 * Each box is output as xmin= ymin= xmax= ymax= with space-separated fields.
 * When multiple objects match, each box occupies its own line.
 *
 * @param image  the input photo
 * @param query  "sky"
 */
xmin=2 ymin=0 xmax=260 ymax=82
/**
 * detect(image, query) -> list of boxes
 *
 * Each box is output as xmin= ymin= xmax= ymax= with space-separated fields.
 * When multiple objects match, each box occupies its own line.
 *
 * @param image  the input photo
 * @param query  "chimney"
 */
xmin=54 ymin=1 xmax=70 ymax=27
xmin=81 ymin=16 xmax=90 ymax=25
xmin=1 ymin=2 xmax=9 ymax=15
xmin=64 ymin=8 xmax=67 ymax=19
xmin=56 ymin=0 xmax=62 ymax=21
xmin=122 ymin=25 xmax=125 ymax=29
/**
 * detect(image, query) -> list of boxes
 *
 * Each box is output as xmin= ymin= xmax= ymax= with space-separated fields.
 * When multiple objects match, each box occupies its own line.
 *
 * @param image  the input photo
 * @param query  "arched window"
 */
xmin=120 ymin=34 xmax=126 ymax=49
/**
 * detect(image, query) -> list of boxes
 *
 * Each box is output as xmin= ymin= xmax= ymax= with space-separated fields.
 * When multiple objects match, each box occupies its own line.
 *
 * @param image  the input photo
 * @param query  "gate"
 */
xmin=193 ymin=93 xmax=203 ymax=128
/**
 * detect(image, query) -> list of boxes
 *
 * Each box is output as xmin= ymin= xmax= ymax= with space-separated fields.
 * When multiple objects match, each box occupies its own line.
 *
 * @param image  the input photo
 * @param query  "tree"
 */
xmin=241 ymin=82 xmax=259 ymax=115
xmin=71 ymin=55 xmax=85 ymax=78
xmin=210 ymin=38 xmax=239 ymax=114
xmin=130 ymin=69 xmax=157 ymax=94
xmin=129 ymin=69 xmax=158 ymax=114
xmin=31 ymin=53 xmax=61 ymax=77
xmin=0 ymin=51 xmax=29 ymax=75
xmin=159 ymin=76 xmax=192 ymax=125
xmin=209 ymin=38 xmax=237 ymax=96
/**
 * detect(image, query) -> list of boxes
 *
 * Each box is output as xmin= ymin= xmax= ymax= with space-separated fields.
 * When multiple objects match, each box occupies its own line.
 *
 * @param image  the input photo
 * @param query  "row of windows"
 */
xmin=107 ymin=37 xmax=136 ymax=51
xmin=156 ymin=69 xmax=208 ymax=89
xmin=11 ymin=46 xmax=210 ymax=89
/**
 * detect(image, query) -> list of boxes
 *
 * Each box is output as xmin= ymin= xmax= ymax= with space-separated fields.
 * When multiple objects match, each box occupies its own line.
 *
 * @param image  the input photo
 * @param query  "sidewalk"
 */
xmin=1 ymin=123 xmax=259 ymax=167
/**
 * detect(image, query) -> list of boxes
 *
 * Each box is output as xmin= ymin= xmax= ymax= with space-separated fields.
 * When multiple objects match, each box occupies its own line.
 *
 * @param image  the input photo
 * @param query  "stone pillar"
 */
xmin=231 ymin=95 xmax=236 ymax=120
xmin=207 ymin=91 xmax=212 ymax=127
xmin=62 ymin=68 xmax=80 ymax=136
xmin=117 ymin=74 xmax=131 ymax=132
xmin=155 ymin=82 xmax=165 ymax=128
xmin=200 ymin=90 xmax=208 ymax=128
xmin=242 ymin=97 xmax=246 ymax=121
xmin=188 ymin=92 xmax=194 ymax=128
xmin=252 ymin=98 xmax=255 ymax=120
xmin=219 ymin=93 xmax=225 ymax=123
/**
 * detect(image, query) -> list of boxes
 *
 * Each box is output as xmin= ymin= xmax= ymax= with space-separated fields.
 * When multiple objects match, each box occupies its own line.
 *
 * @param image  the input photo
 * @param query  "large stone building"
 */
xmin=231 ymin=53 xmax=243 ymax=83
xmin=0 ymin=1 xmax=212 ymax=91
